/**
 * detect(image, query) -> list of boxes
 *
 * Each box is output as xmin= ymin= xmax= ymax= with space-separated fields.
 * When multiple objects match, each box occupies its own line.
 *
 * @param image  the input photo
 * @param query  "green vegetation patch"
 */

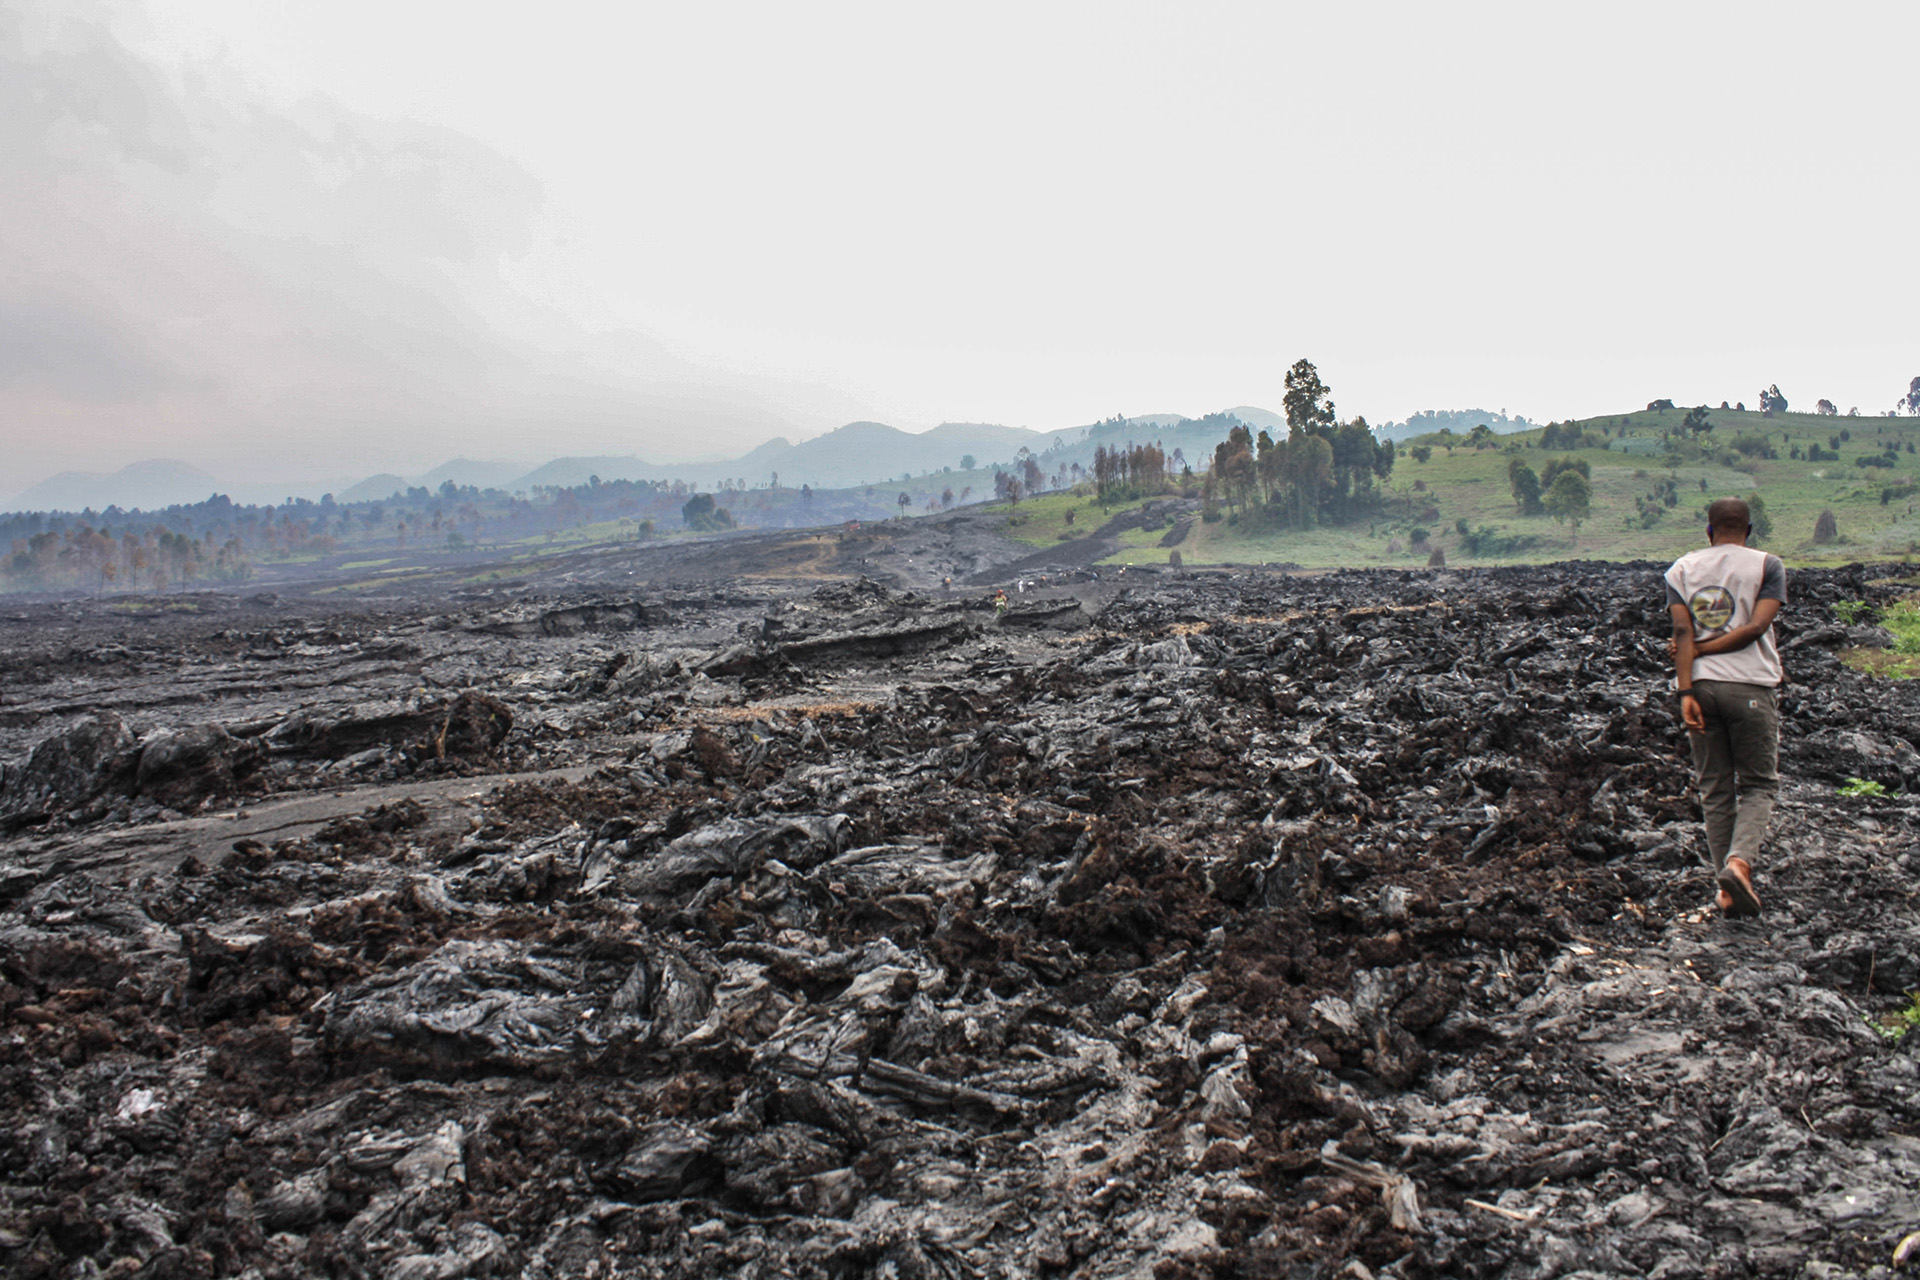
xmin=1000 ymin=490 xmax=1163 ymax=547
xmin=1870 ymin=992 xmax=1920 ymax=1043
xmin=1839 ymin=597 xmax=1920 ymax=679
xmin=1839 ymin=647 xmax=1920 ymax=679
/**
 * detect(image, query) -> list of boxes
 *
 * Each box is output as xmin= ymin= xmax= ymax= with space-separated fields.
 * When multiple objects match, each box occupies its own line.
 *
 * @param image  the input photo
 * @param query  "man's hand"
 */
xmin=1680 ymin=691 xmax=1706 ymax=733
xmin=1691 ymin=598 xmax=1783 ymax=657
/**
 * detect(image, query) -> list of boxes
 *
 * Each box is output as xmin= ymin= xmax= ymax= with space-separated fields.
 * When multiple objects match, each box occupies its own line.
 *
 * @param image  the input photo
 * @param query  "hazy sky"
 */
xmin=5 ymin=0 xmax=1918 ymax=490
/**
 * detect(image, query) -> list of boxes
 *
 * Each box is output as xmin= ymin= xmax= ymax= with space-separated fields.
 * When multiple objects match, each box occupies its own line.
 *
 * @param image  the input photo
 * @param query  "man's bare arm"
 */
xmin=1670 ymin=602 xmax=1705 ymax=732
xmin=1691 ymin=597 xmax=1783 ymax=656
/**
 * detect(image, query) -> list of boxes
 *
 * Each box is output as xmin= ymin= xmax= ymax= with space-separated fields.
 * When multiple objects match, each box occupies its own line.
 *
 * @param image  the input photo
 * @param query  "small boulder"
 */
xmin=137 ymin=724 xmax=264 ymax=811
xmin=429 ymin=691 xmax=514 ymax=759
xmin=0 ymin=712 xmax=139 ymax=825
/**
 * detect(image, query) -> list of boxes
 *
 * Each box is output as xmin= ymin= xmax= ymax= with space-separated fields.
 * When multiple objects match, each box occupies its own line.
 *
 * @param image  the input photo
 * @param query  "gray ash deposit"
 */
xmin=2 ymin=561 xmax=1918 ymax=1278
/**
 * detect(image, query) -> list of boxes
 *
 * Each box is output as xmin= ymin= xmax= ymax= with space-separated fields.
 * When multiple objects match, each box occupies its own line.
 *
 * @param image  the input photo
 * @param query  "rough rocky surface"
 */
xmin=2 ymin=559 xmax=1919 ymax=1278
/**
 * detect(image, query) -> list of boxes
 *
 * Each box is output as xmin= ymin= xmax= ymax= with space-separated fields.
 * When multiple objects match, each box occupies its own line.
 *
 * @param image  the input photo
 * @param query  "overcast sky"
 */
xmin=5 ymin=0 xmax=1918 ymax=491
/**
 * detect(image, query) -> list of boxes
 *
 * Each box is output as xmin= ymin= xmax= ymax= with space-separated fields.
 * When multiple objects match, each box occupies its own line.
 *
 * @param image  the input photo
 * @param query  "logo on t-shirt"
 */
xmin=1689 ymin=585 xmax=1735 ymax=631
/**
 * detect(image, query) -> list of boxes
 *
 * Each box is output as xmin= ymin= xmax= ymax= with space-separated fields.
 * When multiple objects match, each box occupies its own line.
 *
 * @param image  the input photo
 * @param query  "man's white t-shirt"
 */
xmin=1663 ymin=543 xmax=1787 ymax=686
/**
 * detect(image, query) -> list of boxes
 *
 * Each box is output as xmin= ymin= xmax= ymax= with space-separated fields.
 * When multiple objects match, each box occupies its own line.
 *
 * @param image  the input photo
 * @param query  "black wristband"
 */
xmin=1678 ymin=689 xmax=1698 ymax=700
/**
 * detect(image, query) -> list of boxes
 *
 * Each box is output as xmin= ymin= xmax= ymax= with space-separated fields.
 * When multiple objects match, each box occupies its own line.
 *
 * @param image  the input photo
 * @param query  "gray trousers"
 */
xmin=1687 ymin=680 xmax=1780 ymax=870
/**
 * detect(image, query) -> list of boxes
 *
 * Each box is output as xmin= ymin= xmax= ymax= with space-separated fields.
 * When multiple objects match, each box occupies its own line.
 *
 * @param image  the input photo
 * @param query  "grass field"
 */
xmin=998 ymin=490 xmax=1169 ymax=547
xmin=1063 ymin=407 xmax=1920 ymax=571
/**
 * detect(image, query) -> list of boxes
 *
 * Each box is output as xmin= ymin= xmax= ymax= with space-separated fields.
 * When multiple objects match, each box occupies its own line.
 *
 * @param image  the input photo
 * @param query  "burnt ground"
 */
xmin=1 ymin=557 xmax=1919 ymax=1278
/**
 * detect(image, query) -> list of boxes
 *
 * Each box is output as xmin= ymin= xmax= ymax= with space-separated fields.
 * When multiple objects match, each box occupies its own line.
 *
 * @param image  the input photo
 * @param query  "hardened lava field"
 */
xmin=2 ymin=558 xmax=1918 ymax=1278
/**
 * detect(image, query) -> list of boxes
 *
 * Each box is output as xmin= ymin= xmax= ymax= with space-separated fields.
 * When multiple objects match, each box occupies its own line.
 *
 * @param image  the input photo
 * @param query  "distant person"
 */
xmin=1665 ymin=497 xmax=1786 ymax=917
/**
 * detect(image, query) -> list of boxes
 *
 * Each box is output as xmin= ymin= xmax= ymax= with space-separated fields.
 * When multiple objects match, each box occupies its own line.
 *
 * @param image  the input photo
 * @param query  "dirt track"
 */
xmin=2 ymin=559 xmax=1919 ymax=1277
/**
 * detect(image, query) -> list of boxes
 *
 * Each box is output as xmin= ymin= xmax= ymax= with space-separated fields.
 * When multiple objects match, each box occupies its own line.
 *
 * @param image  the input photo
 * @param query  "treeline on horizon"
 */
xmin=0 ymin=465 xmax=1010 ymax=593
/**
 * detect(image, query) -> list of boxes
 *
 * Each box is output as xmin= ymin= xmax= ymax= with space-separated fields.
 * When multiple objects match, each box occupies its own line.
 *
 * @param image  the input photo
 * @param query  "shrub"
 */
xmin=1508 ymin=459 xmax=1544 ymax=515
xmin=1540 ymin=456 xmax=1591 ymax=489
xmin=1544 ymin=470 xmax=1593 ymax=531
xmin=1813 ymin=509 xmax=1838 ymax=544
xmin=1871 ymin=992 xmax=1920 ymax=1043
xmin=681 ymin=493 xmax=735 ymax=532
xmin=1456 ymin=524 xmax=1541 ymax=557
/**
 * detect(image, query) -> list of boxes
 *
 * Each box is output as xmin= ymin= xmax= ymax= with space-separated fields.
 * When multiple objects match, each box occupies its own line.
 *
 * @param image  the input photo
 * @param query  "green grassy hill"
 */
xmin=1125 ymin=407 xmax=1920 ymax=570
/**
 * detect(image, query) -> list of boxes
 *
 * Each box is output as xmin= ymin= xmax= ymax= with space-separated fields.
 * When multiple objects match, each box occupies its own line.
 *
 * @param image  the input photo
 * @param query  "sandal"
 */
xmin=1717 ymin=857 xmax=1762 ymax=917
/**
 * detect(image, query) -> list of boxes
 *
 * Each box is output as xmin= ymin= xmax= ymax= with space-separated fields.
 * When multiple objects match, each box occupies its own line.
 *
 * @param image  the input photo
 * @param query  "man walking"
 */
xmin=1666 ymin=497 xmax=1786 ymax=916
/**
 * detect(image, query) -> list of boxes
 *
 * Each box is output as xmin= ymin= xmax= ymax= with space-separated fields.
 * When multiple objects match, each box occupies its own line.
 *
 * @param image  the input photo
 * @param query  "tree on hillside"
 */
xmin=1759 ymin=385 xmax=1789 ymax=416
xmin=1095 ymin=442 xmax=1171 ymax=504
xmin=1283 ymin=360 xmax=1337 ymax=435
xmin=681 ymin=492 xmax=734 ymax=532
xmin=1022 ymin=455 xmax=1045 ymax=494
xmin=960 ymin=455 xmax=976 ymax=470
xmin=1745 ymin=491 xmax=1773 ymax=543
xmin=1211 ymin=427 xmax=1257 ymax=516
xmin=1544 ymin=470 xmax=1592 ymax=536
xmin=898 ymin=492 xmax=911 ymax=517
xmin=1281 ymin=433 xmax=1335 ymax=527
xmin=1905 ymin=378 xmax=1920 ymax=416
xmin=1816 ymin=399 xmax=1837 ymax=416
xmin=1813 ymin=508 xmax=1838 ymax=543
xmin=1683 ymin=405 xmax=1712 ymax=436
xmin=1508 ymin=459 xmax=1544 ymax=515
xmin=1540 ymin=456 xmax=1591 ymax=490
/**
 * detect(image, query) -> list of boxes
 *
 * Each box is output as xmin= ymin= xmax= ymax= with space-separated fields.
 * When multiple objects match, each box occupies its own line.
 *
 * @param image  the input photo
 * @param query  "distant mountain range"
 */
xmin=6 ymin=460 xmax=223 ymax=513
xmin=1 ymin=459 xmax=373 ymax=513
xmin=335 ymin=458 xmax=527 ymax=502
xmin=312 ymin=414 xmax=1273 ymax=504
xmin=4 ymin=404 xmax=1535 ymax=514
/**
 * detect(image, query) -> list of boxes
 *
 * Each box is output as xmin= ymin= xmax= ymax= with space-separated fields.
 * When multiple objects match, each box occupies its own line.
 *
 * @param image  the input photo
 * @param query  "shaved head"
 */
xmin=1708 ymin=498 xmax=1752 ymax=532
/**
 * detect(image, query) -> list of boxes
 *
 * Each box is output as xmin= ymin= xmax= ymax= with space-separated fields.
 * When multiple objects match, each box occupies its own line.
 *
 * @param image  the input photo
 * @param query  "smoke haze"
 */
xmin=1 ymin=2 xmax=865 ymax=496
xmin=4 ymin=1 xmax=1919 ymax=502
